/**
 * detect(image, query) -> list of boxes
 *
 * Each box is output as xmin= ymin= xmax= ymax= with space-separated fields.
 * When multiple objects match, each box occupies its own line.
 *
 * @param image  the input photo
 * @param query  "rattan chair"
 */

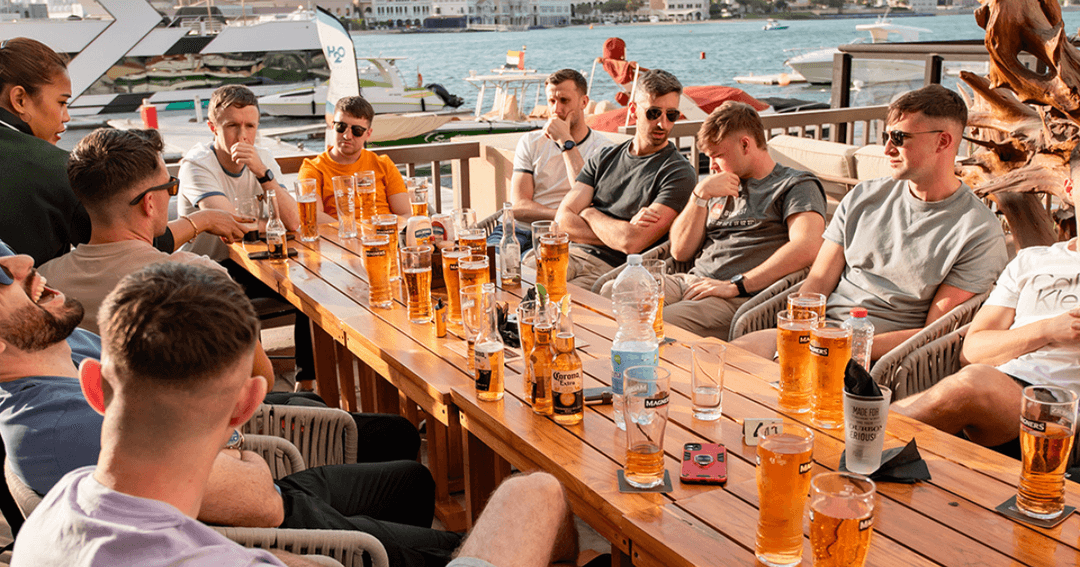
xmin=727 ymin=268 xmax=811 ymax=341
xmin=242 ymin=404 xmax=358 ymax=467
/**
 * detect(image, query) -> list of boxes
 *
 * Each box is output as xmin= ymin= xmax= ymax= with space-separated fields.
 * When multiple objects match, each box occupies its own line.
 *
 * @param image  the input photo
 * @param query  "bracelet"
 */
xmin=181 ymin=216 xmax=200 ymax=236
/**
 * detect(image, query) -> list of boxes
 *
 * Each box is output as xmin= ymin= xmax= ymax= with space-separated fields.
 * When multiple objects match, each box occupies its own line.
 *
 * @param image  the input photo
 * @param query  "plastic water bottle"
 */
xmin=611 ymin=254 xmax=659 ymax=430
xmin=843 ymin=307 xmax=874 ymax=371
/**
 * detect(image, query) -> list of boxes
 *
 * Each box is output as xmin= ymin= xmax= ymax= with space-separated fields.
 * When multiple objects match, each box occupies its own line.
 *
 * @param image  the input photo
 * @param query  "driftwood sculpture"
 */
xmin=956 ymin=0 xmax=1080 ymax=248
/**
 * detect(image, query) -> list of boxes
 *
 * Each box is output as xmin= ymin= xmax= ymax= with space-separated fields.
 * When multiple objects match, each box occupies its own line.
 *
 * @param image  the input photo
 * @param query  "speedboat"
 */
xmin=784 ymin=14 xmax=930 ymax=84
xmin=763 ymin=19 xmax=788 ymax=31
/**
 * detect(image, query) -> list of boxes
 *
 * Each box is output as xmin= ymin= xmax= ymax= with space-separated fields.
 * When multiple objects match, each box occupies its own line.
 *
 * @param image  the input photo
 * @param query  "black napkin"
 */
xmin=496 ymin=301 xmax=520 ymax=348
xmin=839 ymin=439 xmax=931 ymax=483
xmin=844 ymin=358 xmax=882 ymax=397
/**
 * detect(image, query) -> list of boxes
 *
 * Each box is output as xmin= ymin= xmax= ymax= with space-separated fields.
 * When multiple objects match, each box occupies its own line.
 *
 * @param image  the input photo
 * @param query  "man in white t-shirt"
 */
xmin=179 ymin=85 xmax=300 ymax=261
xmin=894 ymin=227 xmax=1080 ymax=451
xmin=491 ymin=69 xmax=611 ymax=253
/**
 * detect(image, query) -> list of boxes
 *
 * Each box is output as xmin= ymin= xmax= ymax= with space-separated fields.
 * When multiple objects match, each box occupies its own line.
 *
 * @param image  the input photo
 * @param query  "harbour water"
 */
xmin=356 ymin=12 xmax=1080 ymax=109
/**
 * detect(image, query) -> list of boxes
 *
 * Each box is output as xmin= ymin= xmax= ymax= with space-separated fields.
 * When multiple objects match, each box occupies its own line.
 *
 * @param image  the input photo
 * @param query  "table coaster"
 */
xmin=995 ymin=496 xmax=1076 ymax=529
xmin=617 ymin=470 xmax=673 ymax=493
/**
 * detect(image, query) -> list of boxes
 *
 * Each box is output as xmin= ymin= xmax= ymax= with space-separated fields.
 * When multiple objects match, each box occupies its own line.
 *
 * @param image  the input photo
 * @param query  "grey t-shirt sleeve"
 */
xmin=651 ymin=159 xmax=696 ymax=212
xmin=575 ymin=145 xmax=610 ymax=187
xmin=823 ymin=182 xmax=860 ymax=246
xmin=782 ymin=177 xmax=827 ymax=221
xmin=941 ymin=219 xmax=1008 ymax=294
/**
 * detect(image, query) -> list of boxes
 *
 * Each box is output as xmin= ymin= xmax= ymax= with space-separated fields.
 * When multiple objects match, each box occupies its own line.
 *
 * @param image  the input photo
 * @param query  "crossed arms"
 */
xmin=554 ymin=180 xmax=677 ymax=254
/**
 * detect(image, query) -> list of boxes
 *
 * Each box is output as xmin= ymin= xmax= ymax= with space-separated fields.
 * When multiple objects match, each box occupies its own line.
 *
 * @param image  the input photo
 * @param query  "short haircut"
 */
xmin=697 ymin=101 xmax=767 ymax=150
xmin=633 ymin=69 xmax=682 ymax=104
xmin=99 ymin=263 xmax=259 ymax=390
xmin=887 ymin=84 xmax=967 ymax=129
xmin=335 ymin=95 xmax=374 ymax=123
xmin=209 ymin=84 xmax=259 ymax=123
xmin=545 ymin=69 xmax=588 ymax=96
xmin=68 ymin=128 xmax=164 ymax=208
xmin=0 ymin=37 xmax=68 ymax=98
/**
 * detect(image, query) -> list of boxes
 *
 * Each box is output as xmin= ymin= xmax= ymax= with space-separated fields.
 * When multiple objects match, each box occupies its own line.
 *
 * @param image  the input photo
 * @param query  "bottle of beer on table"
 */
xmin=530 ymin=285 xmax=556 ymax=416
xmin=474 ymin=283 xmax=505 ymax=402
xmin=498 ymin=202 xmax=521 ymax=286
xmin=266 ymin=188 xmax=288 ymax=264
xmin=551 ymin=296 xmax=583 ymax=425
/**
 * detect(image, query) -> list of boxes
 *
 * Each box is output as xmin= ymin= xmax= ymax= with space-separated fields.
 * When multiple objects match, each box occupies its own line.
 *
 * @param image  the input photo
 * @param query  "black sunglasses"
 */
xmin=129 ymin=175 xmax=179 ymax=206
xmin=333 ymin=121 xmax=369 ymax=137
xmin=882 ymin=129 xmax=944 ymax=148
xmin=645 ymin=107 xmax=680 ymax=123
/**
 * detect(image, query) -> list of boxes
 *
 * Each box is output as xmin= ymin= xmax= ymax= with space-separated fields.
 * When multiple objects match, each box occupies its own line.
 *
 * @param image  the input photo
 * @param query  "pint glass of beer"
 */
xmin=531 ymin=220 xmax=556 ymax=268
xmin=1017 ymin=385 xmax=1078 ymax=519
xmin=361 ymin=234 xmax=393 ymax=309
xmin=459 ymin=254 xmax=490 ymax=290
xmin=441 ymin=246 xmax=471 ymax=325
xmin=294 ymin=178 xmax=320 ymax=242
xmin=372 ymin=214 xmax=401 ymax=281
xmin=332 ymin=175 xmax=357 ymax=239
xmin=810 ymin=322 xmax=852 ymax=429
xmin=538 ymin=232 xmax=569 ymax=302
xmin=755 ymin=422 xmax=814 ymax=567
xmin=809 ymin=472 xmax=876 ymax=567
xmin=622 ymin=365 xmax=671 ymax=489
xmin=401 ymin=245 xmax=433 ymax=324
xmin=354 ymin=170 xmax=377 ymax=225
xmin=642 ymin=259 xmax=666 ymax=342
xmin=458 ymin=228 xmax=487 ymax=256
xmin=788 ymin=291 xmax=826 ymax=324
xmin=777 ymin=311 xmax=818 ymax=414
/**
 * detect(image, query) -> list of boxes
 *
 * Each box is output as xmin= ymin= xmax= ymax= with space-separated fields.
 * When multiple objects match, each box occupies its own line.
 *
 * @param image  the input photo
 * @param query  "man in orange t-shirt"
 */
xmin=298 ymin=96 xmax=409 ymax=219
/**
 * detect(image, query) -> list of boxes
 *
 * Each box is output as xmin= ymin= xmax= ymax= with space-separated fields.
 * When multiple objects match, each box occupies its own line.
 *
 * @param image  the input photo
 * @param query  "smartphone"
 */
xmin=584 ymin=387 xmax=613 ymax=406
xmin=680 ymin=442 xmax=727 ymax=484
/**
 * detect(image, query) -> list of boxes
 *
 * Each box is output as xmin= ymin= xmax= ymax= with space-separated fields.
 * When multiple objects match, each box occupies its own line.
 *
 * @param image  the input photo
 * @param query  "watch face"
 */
xmin=563 ymin=141 xmax=575 ymax=151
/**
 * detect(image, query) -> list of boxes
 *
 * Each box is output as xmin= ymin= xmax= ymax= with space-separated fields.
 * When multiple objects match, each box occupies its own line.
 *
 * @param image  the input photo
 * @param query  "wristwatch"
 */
xmin=693 ymin=191 xmax=709 ymax=208
xmin=561 ymin=140 xmax=576 ymax=152
xmin=731 ymin=274 xmax=750 ymax=297
xmin=256 ymin=168 xmax=274 ymax=184
xmin=225 ymin=429 xmax=245 ymax=451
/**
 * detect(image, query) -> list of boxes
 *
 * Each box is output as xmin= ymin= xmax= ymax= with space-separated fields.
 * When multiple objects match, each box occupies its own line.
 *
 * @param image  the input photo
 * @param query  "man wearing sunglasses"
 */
xmin=298 ymin=96 xmax=411 ymax=220
xmin=553 ymin=69 xmax=696 ymax=289
xmin=733 ymin=84 xmax=1008 ymax=362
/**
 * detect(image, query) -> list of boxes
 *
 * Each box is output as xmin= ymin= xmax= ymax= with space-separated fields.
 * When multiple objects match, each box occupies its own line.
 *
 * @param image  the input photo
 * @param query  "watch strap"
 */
xmin=732 ymin=275 xmax=750 ymax=297
xmin=256 ymin=169 xmax=274 ymax=184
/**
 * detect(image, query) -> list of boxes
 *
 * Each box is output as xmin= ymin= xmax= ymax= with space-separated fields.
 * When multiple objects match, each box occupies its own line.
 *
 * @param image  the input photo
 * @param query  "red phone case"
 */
xmin=680 ymin=442 xmax=727 ymax=484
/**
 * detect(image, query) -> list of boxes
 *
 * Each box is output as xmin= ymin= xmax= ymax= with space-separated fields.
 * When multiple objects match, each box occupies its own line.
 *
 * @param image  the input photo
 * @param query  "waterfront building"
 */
xmin=426 ymin=0 xmax=569 ymax=28
xmin=648 ymin=0 xmax=706 ymax=21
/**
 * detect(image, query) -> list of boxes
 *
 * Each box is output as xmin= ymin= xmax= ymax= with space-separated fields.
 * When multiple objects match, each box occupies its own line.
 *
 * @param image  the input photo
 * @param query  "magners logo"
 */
xmin=644 ymin=395 xmax=669 ymax=409
xmin=798 ymin=335 xmax=810 ymax=344
xmin=809 ymin=345 xmax=828 ymax=356
xmin=798 ymin=461 xmax=812 ymax=474
xmin=858 ymin=517 xmax=873 ymax=531
xmin=366 ymin=250 xmax=386 ymax=257
xmin=1021 ymin=416 xmax=1046 ymax=432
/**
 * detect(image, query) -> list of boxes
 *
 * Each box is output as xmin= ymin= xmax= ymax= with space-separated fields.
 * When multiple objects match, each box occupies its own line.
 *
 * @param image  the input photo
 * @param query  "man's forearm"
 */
xmin=964 ymin=324 xmax=1053 ymax=367
xmin=870 ymin=328 xmax=920 ymax=360
xmin=741 ymin=240 xmax=818 ymax=294
xmin=513 ymin=199 xmax=559 ymax=224
xmin=554 ymin=208 xmax=604 ymax=246
xmin=582 ymin=208 xmax=658 ymax=255
xmin=199 ymin=450 xmax=285 ymax=527
xmin=669 ymin=203 xmax=707 ymax=262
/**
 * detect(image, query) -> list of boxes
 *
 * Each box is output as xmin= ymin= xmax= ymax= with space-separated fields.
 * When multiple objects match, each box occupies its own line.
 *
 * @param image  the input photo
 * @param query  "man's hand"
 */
xmin=543 ymin=116 xmax=572 ymax=146
xmin=695 ymin=171 xmax=740 ymax=200
xmin=230 ymin=142 xmax=267 ymax=176
xmin=630 ymin=207 xmax=662 ymax=227
xmin=684 ymin=277 xmax=739 ymax=300
xmin=1041 ymin=308 xmax=1080 ymax=344
xmin=187 ymin=209 xmax=253 ymax=243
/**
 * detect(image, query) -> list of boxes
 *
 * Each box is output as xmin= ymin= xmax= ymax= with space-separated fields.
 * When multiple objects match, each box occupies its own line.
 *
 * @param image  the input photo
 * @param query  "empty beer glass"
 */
xmin=777 ymin=310 xmax=818 ymax=414
xmin=452 ymin=208 xmax=476 ymax=234
xmin=755 ymin=422 xmax=815 ymax=567
xmin=332 ymin=175 xmax=357 ymax=239
xmin=810 ymin=322 xmax=852 ymax=429
xmin=810 ymin=472 xmax=876 ymax=567
xmin=690 ymin=341 xmax=725 ymax=421
xmin=622 ymin=365 xmax=671 ymax=489
xmin=401 ymin=245 xmax=433 ymax=324
xmin=1017 ymin=385 xmax=1079 ymax=519
xmin=361 ymin=234 xmax=393 ymax=309
xmin=235 ymin=192 xmax=262 ymax=248
xmin=294 ymin=178 xmax=320 ymax=242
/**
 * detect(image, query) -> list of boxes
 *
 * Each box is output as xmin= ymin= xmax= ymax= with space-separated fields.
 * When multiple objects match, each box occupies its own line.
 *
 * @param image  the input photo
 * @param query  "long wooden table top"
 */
xmin=233 ymin=228 xmax=1080 ymax=567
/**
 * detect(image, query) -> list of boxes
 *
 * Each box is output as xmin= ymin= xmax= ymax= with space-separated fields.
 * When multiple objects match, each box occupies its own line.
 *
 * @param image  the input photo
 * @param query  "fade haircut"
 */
xmin=335 ymin=95 xmax=374 ymax=123
xmin=633 ymin=69 xmax=682 ymax=104
xmin=99 ymin=263 xmax=259 ymax=391
xmin=546 ymin=69 xmax=588 ymax=96
xmin=68 ymin=128 xmax=164 ymax=207
xmin=887 ymin=84 xmax=967 ymax=129
xmin=0 ymin=37 xmax=68 ymax=98
xmin=697 ymin=101 xmax=767 ymax=150
xmin=209 ymin=84 xmax=259 ymax=123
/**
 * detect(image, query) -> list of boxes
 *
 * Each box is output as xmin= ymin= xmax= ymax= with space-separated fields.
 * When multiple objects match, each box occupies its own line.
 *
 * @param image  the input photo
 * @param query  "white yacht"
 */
xmin=784 ymin=16 xmax=931 ymax=85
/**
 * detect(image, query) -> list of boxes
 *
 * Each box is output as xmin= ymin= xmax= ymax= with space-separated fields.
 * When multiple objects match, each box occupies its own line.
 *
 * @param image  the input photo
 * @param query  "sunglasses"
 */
xmin=333 ymin=121 xmax=369 ymax=138
xmin=645 ymin=107 xmax=680 ymax=123
xmin=882 ymin=129 xmax=944 ymax=148
xmin=129 ymin=175 xmax=179 ymax=206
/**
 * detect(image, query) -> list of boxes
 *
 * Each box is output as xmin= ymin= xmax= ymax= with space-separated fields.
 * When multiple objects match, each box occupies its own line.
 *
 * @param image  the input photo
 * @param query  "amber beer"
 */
xmin=809 ymin=473 xmax=876 ymax=567
xmin=625 ymin=443 xmax=664 ymax=481
xmin=789 ymin=292 xmax=827 ymax=323
xmin=810 ymin=322 xmax=852 ymax=429
xmin=530 ymin=317 xmax=555 ymax=415
xmin=298 ymin=194 xmax=319 ymax=242
xmin=361 ymin=235 xmax=393 ymax=309
xmin=372 ymin=214 xmax=401 ymax=281
xmin=622 ymin=366 xmax=670 ymax=488
xmin=755 ymin=424 xmax=815 ymax=567
xmin=441 ymin=246 xmax=470 ymax=325
xmin=777 ymin=311 xmax=818 ymax=413
xmin=458 ymin=229 xmax=487 ymax=255
xmin=411 ymin=187 xmax=429 ymax=217
xmin=403 ymin=268 xmax=432 ymax=321
xmin=459 ymin=255 xmax=490 ymax=290
xmin=1018 ymin=422 xmax=1075 ymax=518
xmin=538 ymin=232 xmax=569 ymax=301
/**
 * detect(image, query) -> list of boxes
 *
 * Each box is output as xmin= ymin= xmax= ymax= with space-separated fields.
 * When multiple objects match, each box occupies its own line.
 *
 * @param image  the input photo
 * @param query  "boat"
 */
xmin=258 ymin=56 xmax=465 ymax=117
xmin=763 ymin=19 xmax=788 ymax=31
xmin=783 ymin=13 xmax=931 ymax=85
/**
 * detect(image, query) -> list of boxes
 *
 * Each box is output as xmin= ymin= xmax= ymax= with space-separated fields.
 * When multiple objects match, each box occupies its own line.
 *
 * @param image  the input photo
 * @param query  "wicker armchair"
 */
xmin=242 ymin=404 xmax=358 ymax=467
xmin=476 ymin=210 xmax=501 ymax=237
xmin=727 ymin=269 xmax=811 ymax=341
xmin=879 ymin=323 xmax=969 ymax=402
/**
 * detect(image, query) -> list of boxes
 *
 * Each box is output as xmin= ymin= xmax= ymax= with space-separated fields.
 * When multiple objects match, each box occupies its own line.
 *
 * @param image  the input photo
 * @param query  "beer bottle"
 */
xmin=266 ymin=188 xmax=288 ymax=264
xmin=530 ymin=286 xmax=556 ymax=416
xmin=474 ymin=283 xmax=505 ymax=402
xmin=497 ymin=202 xmax=521 ymax=286
xmin=551 ymin=296 xmax=583 ymax=425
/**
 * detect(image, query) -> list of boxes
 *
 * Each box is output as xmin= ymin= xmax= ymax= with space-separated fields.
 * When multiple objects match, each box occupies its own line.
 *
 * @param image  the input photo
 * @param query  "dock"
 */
xmin=733 ymin=71 xmax=808 ymax=86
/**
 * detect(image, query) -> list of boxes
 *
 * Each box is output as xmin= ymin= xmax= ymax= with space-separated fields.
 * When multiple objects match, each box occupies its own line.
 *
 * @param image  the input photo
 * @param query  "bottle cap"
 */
xmin=627 ymin=254 xmax=642 ymax=265
xmin=851 ymin=307 xmax=868 ymax=318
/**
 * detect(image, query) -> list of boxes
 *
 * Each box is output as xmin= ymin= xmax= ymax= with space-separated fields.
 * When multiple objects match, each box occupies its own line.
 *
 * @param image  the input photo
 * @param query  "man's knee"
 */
xmin=730 ymin=329 xmax=778 ymax=358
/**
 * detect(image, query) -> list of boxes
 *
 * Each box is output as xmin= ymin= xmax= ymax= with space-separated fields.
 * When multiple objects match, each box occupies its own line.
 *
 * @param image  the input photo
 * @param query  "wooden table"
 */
xmin=233 ymin=231 xmax=1080 ymax=566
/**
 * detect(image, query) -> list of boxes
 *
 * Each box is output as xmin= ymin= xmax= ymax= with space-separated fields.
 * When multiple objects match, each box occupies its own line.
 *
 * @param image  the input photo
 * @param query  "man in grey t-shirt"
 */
xmin=733 ymin=85 xmax=1008 ymax=361
xmin=657 ymin=102 xmax=826 ymax=339
xmin=553 ymin=69 xmax=696 ymax=290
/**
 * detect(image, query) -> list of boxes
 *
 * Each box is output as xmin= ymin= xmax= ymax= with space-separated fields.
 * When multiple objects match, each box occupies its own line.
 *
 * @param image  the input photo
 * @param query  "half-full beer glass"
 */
xmin=441 ymin=246 xmax=471 ymax=325
xmin=294 ymin=178 xmax=320 ymax=242
xmin=372 ymin=214 xmax=401 ymax=281
xmin=777 ymin=311 xmax=818 ymax=414
xmin=810 ymin=472 xmax=876 ymax=567
xmin=458 ymin=228 xmax=487 ymax=256
xmin=361 ymin=234 xmax=393 ymax=309
xmin=755 ymin=422 xmax=814 ymax=567
xmin=1017 ymin=385 xmax=1078 ymax=519
xmin=788 ymin=291 xmax=826 ymax=324
xmin=622 ymin=365 xmax=671 ymax=489
xmin=401 ymin=245 xmax=433 ymax=324
xmin=354 ymin=170 xmax=377 ymax=225
xmin=459 ymin=254 xmax=490 ymax=290
xmin=332 ymin=175 xmax=357 ymax=239
xmin=810 ymin=322 xmax=851 ymax=429
xmin=411 ymin=183 xmax=429 ymax=217
xmin=538 ymin=232 xmax=569 ymax=301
